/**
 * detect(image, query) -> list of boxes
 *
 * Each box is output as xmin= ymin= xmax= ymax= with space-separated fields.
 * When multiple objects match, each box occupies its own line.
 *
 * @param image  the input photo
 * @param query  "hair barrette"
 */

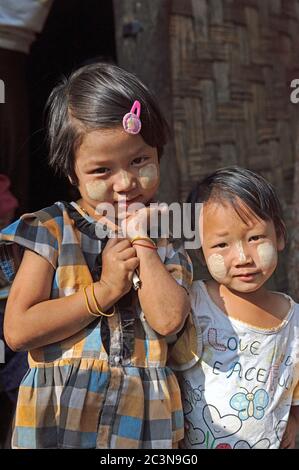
xmin=122 ymin=100 xmax=142 ymax=135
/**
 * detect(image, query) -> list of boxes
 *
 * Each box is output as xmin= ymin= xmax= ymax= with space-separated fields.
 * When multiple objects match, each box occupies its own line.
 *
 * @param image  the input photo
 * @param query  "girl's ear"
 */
xmin=277 ymin=234 xmax=285 ymax=252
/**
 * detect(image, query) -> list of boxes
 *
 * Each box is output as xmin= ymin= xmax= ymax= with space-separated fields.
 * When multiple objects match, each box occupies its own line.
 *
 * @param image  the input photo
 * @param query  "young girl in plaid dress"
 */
xmin=0 ymin=63 xmax=192 ymax=449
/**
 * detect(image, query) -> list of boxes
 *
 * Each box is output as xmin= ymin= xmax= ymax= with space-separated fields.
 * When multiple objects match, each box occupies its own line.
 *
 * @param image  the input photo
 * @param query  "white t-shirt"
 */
xmin=177 ymin=280 xmax=299 ymax=449
xmin=0 ymin=0 xmax=53 ymax=53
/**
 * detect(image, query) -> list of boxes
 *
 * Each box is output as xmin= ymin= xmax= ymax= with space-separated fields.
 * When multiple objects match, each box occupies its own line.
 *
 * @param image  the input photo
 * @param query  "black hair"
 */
xmin=45 ymin=62 xmax=170 ymax=185
xmin=187 ymin=166 xmax=287 ymax=242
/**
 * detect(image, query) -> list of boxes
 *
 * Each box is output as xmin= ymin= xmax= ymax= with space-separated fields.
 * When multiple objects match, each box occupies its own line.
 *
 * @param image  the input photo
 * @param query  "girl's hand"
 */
xmin=121 ymin=204 xmax=169 ymax=241
xmin=280 ymin=413 xmax=298 ymax=449
xmin=100 ymin=237 xmax=139 ymax=300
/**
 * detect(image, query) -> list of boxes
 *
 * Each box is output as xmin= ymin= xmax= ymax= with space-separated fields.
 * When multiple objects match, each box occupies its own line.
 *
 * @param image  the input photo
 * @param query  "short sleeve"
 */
xmin=0 ymin=205 xmax=61 ymax=283
xmin=168 ymin=283 xmax=202 ymax=371
xmin=157 ymin=238 xmax=193 ymax=293
xmin=292 ymin=380 xmax=299 ymax=406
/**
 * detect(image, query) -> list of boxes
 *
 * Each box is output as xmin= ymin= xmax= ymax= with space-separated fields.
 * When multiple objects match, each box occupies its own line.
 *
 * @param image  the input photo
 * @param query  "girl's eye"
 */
xmin=249 ymin=235 xmax=265 ymax=242
xmin=132 ymin=156 xmax=149 ymax=165
xmin=92 ymin=167 xmax=111 ymax=175
xmin=212 ymin=243 xmax=227 ymax=249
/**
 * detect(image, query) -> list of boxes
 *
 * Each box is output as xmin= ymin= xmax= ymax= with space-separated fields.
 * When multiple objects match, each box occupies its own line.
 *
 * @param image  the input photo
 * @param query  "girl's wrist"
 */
xmin=130 ymin=235 xmax=156 ymax=247
xmin=94 ymin=280 xmax=120 ymax=311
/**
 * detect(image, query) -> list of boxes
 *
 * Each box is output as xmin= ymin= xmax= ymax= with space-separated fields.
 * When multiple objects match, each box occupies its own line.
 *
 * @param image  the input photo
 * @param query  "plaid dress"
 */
xmin=0 ymin=201 xmax=193 ymax=449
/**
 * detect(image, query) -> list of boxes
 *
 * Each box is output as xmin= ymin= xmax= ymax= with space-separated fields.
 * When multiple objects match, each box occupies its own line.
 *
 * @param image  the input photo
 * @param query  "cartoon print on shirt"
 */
xmin=185 ymin=420 xmax=205 ymax=447
xmin=202 ymin=404 xmax=242 ymax=448
xmin=230 ymin=386 xmax=269 ymax=420
xmin=234 ymin=438 xmax=271 ymax=449
xmin=182 ymin=379 xmax=204 ymax=416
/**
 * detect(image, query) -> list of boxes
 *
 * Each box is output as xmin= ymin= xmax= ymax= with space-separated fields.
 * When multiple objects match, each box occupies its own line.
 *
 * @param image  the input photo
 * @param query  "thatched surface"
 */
xmin=170 ymin=0 xmax=299 ymax=294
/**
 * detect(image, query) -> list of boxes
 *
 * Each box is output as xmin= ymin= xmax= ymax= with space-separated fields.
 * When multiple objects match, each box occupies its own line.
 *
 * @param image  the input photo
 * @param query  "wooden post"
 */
xmin=113 ymin=0 xmax=179 ymax=203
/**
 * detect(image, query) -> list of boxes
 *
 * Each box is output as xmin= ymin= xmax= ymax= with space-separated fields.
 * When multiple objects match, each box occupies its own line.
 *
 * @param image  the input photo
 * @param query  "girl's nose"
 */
xmin=113 ymin=170 xmax=136 ymax=193
xmin=234 ymin=241 xmax=253 ymax=265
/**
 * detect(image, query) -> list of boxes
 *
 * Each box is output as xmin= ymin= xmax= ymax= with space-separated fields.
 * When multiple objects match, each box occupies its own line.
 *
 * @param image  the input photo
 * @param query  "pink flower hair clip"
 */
xmin=122 ymin=100 xmax=142 ymax=135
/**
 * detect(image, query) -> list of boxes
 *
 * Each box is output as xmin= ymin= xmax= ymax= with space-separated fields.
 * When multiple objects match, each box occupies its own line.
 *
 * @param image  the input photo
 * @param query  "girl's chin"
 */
xmin=227 ymin=281 xmax=262 ymax=294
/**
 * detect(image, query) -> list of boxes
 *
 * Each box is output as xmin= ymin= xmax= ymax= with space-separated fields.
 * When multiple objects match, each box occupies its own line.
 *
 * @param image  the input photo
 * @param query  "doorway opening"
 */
xmin=27 ymin=0 xmax=116 ymax=211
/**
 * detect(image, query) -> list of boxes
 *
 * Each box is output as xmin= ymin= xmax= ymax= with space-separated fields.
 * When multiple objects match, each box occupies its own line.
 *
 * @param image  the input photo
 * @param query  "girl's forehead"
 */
xmin=202 ymin=198 xmax=265 ymax=230
xmin=76 ymin=127 xmax=156 ymax=163
xmin=79 ymin=127 xmax=144 ymax=152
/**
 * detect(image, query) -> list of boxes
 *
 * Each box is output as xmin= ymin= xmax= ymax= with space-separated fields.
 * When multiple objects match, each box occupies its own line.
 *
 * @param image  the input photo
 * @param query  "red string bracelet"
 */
xmin=132 ymin=242 xmax=158 ymax=250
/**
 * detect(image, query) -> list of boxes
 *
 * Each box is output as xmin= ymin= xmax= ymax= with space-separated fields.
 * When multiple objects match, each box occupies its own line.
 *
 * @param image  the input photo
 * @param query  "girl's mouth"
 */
xmin=234 ymin=272 xmax=260 ymax=282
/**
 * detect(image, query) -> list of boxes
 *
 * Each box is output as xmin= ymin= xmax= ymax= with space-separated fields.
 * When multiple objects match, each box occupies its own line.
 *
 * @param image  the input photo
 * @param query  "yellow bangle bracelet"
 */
xmin=83 ymin=285 xmax=94 ymax=315
xmin=130 ymin=235 xmax=156 ymax=247
xmin=90 ymin=283 xmax=115 ymax=317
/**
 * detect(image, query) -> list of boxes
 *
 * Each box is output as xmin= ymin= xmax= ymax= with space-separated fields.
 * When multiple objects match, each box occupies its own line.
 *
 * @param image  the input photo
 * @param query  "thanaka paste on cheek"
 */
xmin=207 ymin=253 xmax=227 ymax=280
xmin=257 ymin=242 xmax=277 ymax=270
xmin=85 ymin=180 xmax=108 ymax=201
xmin=138 ymin=164 xmax=158 ymax=189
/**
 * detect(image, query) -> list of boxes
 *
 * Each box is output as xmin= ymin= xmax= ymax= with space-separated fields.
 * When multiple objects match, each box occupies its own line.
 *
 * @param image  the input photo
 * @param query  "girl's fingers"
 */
xmin=104 ymin=236 xmax=123 ymax=249
xmin=118 ymin=247 xmax=137 ymax=261
xmin=114 ymin=239 xmax=133 ymax=252
xmin=125 ymin=257 xmax=140 ymax=272
xmin=104 ymin=237 xmax=131 ymax=252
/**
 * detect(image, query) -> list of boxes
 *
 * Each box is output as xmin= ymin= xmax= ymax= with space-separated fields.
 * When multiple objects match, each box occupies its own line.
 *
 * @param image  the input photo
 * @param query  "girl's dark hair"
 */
xmin=187 ymin=166 xmax=287 ymax=242
xmin=46 ymin=62 xmax=170 ymax=185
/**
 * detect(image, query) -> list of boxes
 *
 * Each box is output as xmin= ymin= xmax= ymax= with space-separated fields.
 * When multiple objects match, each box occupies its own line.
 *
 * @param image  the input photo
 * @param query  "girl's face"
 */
xmin=73 ymin=127 xmax=160 ymax=219
xmin=200 ymin=198 xmax=285 ymax=293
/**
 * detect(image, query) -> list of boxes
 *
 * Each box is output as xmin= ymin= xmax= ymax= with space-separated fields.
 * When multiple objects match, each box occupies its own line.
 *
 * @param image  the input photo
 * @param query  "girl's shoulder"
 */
xmin=189 ymin=280 xmax=208 ymax=311
xmin=2 ymin=201 xmax=73 ymax=236
xmin=2 ymin=201 xmax=67 ymax=233
xmin=0 ymin=201 xmax=71 ymax=282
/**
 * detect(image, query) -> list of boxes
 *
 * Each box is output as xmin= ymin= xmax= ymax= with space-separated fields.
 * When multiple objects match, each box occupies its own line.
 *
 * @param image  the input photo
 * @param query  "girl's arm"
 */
xmin=4 ymin=238 xmax=139 ymax=351
xmin=280 ymin=406 xmax=299 ymax=449
xmin=134 ymin=245 xmax=190 ymax=336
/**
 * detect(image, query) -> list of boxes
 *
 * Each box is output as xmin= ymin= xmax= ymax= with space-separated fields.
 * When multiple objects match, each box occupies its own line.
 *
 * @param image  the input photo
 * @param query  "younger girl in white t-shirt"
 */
xmin=170 ymin=166 xmax=299 ymax=449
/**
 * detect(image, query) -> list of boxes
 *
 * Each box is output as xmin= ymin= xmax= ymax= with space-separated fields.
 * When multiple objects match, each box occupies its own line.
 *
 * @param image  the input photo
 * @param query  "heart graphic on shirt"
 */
xmin=234 ymin=438 xmax=271 ymax=449
xmin=203 ymin=404 xmax=242 ymax=439
xmin=186 ymin=420 xmax=205 ymax=447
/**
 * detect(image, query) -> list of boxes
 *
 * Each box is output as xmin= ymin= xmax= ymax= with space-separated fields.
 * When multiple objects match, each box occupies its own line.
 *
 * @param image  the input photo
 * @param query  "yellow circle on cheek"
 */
xmin=257 ymin=242 xmax=277 ymax=270
xmin=138 ymin=164 xmax=158 ymax=189
xmin=207 ymin=253 xmax=227 ymax=280
xmin=85 ymin=180 xmax=108 ymax=201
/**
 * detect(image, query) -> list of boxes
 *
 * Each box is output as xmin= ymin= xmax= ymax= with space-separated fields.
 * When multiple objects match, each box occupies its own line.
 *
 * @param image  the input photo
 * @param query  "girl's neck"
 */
xmin=206 ymin=279 xmax=290 ymax=328
xmin=76 ymin=199 xmax=100 ymax=221
xmin=219 ymin=282 xmax=268 ymax=304
xmin=75 ymin=198 xmax=121 ymax=233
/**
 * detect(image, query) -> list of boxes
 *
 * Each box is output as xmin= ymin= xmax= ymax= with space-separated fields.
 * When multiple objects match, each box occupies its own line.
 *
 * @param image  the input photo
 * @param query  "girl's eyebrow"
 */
xmin=83 ymin=144 xmax=150 ymax=169
xmin=126 ymin=143 xmax=149 ymax=158
xmin=214 ymin=231 xmax=229 ymax=237
xmin=82 ymin=158 xmax=114 ymax=170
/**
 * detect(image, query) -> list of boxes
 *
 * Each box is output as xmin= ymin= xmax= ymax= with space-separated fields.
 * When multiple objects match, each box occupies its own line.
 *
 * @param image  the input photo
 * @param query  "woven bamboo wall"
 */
xmin=170 ymin=0 xmax=299 ymax=291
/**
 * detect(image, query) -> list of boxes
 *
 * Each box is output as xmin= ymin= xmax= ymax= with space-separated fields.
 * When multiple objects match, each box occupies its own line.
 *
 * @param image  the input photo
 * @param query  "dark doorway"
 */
xmin=27 ymin=0 xmax=116 ymax=211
